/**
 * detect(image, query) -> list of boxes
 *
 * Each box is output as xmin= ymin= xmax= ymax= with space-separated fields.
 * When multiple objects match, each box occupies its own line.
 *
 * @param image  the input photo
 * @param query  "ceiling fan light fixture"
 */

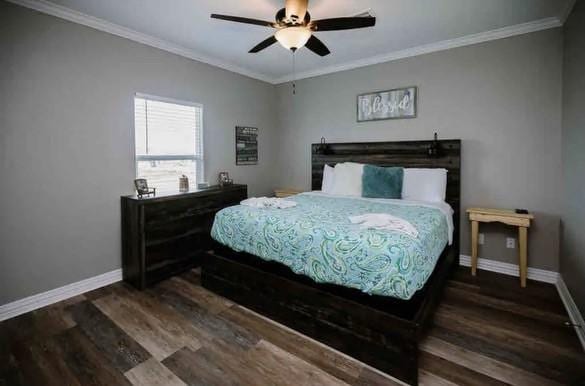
xmin=275 ymin=27 xmax=312 ymax=51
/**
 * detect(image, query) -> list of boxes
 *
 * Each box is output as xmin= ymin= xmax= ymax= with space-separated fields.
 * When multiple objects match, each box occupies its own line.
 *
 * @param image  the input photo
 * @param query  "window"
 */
xmin=134 ymin=94 xmax=203 ymax=191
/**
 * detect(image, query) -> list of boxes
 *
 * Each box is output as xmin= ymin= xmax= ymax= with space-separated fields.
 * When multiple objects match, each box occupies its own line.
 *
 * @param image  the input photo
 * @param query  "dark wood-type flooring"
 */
xmin=1 ymin=267 xmax=584 ymax=386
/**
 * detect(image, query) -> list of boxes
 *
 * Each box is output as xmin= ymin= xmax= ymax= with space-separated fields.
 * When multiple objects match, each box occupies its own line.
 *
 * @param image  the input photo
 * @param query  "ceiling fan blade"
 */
xmin=305 ymin=35 xmax=330 ymax=56
xmin=211 ymin=14 xmax=275 ymax=28
xmin=249 ymin=35 xmax=278 ymax=53
xmin=310 ymin=16 xmax=376 ymax=31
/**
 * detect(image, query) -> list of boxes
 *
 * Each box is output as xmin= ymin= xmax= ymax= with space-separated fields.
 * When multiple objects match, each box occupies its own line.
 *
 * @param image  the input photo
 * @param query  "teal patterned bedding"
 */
xmin=211 ymin=193 xmax=450 ymax=300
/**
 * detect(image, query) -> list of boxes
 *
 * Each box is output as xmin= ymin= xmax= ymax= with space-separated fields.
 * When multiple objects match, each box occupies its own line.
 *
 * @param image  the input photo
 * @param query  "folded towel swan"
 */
xmin=241 ymin=197 xmax=298 ymax=209
xmin=349 ymin=213 xmax=419 ymax=238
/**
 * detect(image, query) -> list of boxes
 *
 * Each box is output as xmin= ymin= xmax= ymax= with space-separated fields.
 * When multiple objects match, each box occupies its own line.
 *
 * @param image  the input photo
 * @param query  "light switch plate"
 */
xmin=506 ymin=237 xmax=516 ymax=249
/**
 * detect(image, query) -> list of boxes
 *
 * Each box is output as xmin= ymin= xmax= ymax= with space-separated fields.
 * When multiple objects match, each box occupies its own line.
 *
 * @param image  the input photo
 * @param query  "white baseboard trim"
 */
xmin=459 ymin=254 xmax=559 ymax=284
xmin=0 ymin=269 xmax=122 ymax=322
xmin=556 ymin=277 xmax=585 ymax=351
xmin=458 ymin=254 xmax=585 ymax=351
xmin=2 ymin=256 xmax=583 ymax=352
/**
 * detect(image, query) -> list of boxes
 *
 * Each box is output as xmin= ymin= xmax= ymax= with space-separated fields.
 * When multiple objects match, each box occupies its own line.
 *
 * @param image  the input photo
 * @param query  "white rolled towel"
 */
xmin=241 ymin=197 xmax=297 ymax=209
xmin=349 ymin=213 xmax=418 ymax=238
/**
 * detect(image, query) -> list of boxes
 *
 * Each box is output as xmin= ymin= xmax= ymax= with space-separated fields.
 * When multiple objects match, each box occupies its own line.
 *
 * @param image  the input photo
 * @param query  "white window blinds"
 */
xmin=134 ymin=95 xmax=203 ymax=190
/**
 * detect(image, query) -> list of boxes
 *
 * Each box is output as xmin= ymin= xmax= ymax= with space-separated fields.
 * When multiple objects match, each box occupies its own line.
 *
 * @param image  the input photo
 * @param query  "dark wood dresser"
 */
xmin=121 ymin=184 xmax=247 ymax=289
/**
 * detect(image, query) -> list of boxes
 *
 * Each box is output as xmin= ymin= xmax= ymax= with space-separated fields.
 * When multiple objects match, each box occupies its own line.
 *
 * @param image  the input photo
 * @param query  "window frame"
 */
xmin=133 ymin=92 xmax=205 ymax=186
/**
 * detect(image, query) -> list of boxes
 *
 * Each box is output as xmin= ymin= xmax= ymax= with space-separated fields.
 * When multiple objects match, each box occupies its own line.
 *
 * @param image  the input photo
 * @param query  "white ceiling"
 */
xmin=14 ymin=0 xmax=573 ymax=83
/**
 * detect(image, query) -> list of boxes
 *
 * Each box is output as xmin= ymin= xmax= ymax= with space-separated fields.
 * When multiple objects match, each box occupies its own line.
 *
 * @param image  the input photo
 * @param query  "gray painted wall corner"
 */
xmin=561 ymin=0 xmax=585 ymax=315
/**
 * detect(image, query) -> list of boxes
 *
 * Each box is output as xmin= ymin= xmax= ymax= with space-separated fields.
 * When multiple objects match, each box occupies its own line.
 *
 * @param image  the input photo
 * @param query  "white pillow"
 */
xmin=330 ymin=162 xmax=364 ymax=196
xmin=401 ymin=168 xmax=447 ymax=202
xmin=321 ymin=164 xmax=335 ymax=193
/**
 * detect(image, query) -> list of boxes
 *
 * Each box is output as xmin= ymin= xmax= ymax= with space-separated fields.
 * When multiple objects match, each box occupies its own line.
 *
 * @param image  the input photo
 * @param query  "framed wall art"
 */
xmin=235 ymin=126 xmax=258 ymax=165
xmin=357 ymin=86 xmax=417 ymax=122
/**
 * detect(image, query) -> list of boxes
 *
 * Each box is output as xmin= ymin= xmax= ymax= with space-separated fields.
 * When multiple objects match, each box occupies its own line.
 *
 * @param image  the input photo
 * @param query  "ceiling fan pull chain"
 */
xmin=292 ymin=50 xmax=296 ymax=95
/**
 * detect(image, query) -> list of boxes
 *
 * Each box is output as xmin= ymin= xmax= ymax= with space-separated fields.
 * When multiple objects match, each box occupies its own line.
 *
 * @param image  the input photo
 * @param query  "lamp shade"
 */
xmin=275 ymin=27 xmax=312 ymax=50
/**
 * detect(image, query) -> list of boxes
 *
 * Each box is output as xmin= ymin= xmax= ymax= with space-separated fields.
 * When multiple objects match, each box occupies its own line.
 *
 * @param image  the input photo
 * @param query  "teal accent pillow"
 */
xmin=362 ymin=165 xmax=404 ymax=199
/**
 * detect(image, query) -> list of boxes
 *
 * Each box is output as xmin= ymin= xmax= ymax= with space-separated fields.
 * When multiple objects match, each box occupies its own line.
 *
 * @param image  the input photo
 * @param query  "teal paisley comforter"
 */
xmin=211 ymin=193 xmax=450 ymax=300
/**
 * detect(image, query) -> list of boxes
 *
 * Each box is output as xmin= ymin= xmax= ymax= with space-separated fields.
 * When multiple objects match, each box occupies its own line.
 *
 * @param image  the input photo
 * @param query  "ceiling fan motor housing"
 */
xmin=283 ymin=0 xmax=309 ymax=24
xmin=276 ymin=8 xmax=311 ymax=26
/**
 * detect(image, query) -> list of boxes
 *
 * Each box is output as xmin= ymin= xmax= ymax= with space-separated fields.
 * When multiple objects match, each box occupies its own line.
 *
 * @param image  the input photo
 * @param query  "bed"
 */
xmin=211 ymin=192 xmax=454 ymax=300
xmin=201 ymin=139 xmax=461 ymax=385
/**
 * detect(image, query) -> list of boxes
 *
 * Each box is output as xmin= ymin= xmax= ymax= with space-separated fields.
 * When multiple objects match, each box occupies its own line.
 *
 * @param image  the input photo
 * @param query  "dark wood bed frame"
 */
xmin=201 ymin=139 xmax=461 ymax=385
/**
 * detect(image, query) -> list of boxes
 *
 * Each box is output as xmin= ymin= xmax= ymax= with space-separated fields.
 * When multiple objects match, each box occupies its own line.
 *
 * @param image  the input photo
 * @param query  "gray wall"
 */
xmin=275 ymin=29 xmax=564 ymax=271
xmin=561 ymin=0 xmax=585 ymax=314
xmin=0 ymin=2 xmax=277 ymax=304
xmin=0 ymin=1 xmax=569 ymax=305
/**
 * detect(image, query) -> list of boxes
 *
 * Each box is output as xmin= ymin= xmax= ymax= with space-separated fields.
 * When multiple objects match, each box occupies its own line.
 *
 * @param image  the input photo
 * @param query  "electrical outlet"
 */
xmin=478 ymin=233 xmax=485 ymax=245
xmin=506 ymin=237 xmax=516 ymax=249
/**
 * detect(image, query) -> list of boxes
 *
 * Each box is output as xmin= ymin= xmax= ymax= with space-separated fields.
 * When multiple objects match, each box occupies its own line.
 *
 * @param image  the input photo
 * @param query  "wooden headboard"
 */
xmin=311 ymin=139 xmax=461 ymax=251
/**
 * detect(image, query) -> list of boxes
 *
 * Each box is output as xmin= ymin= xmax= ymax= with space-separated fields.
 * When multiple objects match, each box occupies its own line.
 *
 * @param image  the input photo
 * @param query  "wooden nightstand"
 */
xmin=274 ymin=188 xmax=304 ymax=198
xmin=466 ymin=207 xmax=534 ymax=287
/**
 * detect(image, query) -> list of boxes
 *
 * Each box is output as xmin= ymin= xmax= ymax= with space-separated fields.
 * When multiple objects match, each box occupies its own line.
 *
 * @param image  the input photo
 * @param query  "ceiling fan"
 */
xmin=210 ymin=0 xmax=376 ymax=56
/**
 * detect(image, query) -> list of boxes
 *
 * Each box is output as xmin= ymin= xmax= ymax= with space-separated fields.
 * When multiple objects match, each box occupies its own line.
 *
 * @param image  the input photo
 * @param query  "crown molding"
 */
xmin=274 ymin=17 xmax=563 ymax=83
xmin=6 ymin=0 xmax=274 ymax=84
xmin=8 ymin=0 xmax=567 ymax=85
xmin=561 ymin=0 xmax=577 ymax=24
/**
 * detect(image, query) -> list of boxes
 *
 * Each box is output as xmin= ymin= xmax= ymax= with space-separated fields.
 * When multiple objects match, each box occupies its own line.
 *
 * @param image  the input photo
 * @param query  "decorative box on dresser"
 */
xmin=121 ymin=184 xmax=247 ymax=289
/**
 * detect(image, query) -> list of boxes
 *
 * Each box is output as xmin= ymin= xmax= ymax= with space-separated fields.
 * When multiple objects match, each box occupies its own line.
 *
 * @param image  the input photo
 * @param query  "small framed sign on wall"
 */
xmin=235 ymin=126 xmax=258 ymax=165
xmin=357 ymin=86 xmax=417 ymax=122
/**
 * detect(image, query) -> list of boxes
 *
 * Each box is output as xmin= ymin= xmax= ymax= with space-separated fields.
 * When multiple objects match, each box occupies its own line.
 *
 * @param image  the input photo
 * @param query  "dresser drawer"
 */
xmin=143 ymin=188 xmax=245 ymax=230
xmin=121 ymin=185 xmax=247 ymax=290
xmin=144 ymin=223 xmax=212 ymax=267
